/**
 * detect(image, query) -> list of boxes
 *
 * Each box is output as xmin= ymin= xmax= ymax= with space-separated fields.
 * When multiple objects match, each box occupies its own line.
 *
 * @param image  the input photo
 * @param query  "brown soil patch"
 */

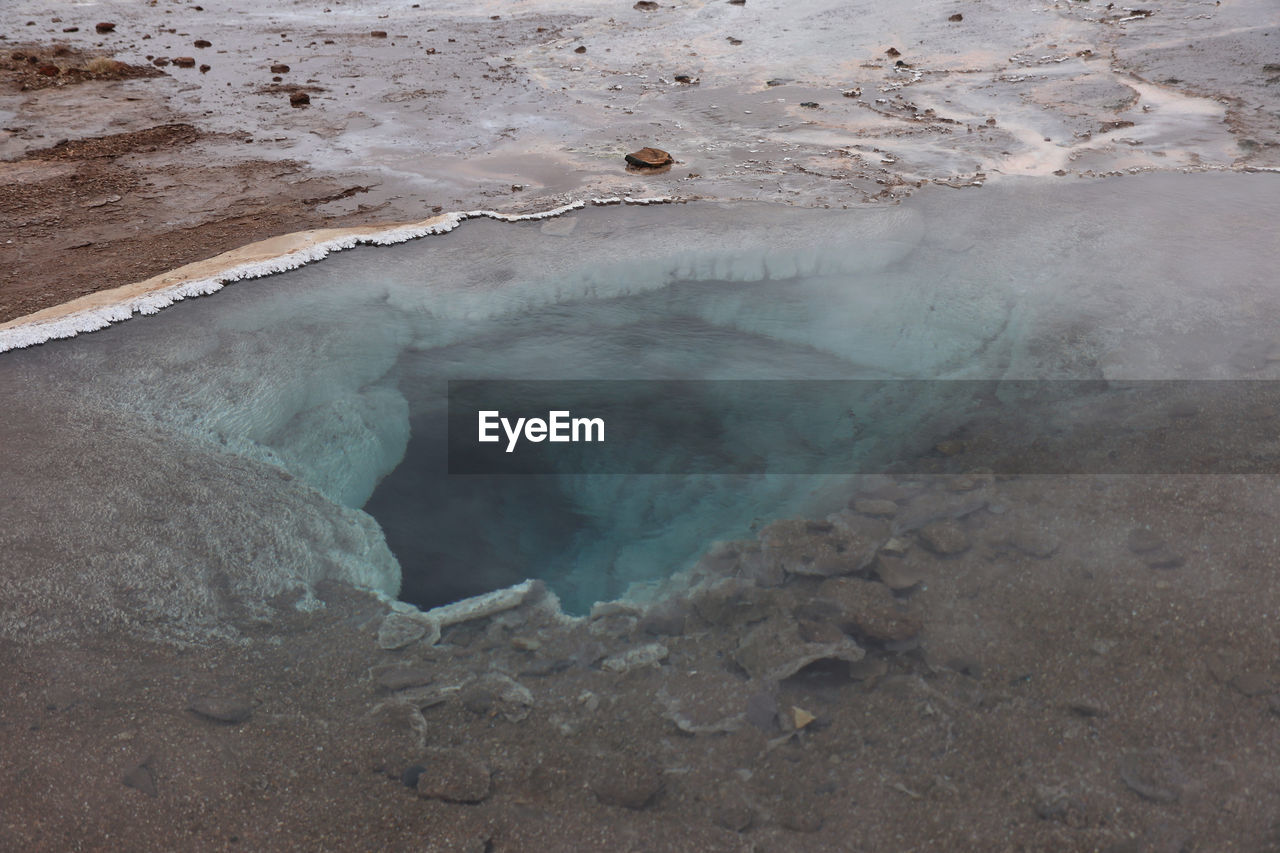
xmin=0 ymin=44 xmax=163 ymax=92
xmin=0 ymin=123 xmax=375 ymax=324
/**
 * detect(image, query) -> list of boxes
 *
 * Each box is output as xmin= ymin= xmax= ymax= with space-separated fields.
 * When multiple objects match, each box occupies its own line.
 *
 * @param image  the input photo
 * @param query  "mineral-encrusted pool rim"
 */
xmin=0 ymin=195 xmax=677 ymax=354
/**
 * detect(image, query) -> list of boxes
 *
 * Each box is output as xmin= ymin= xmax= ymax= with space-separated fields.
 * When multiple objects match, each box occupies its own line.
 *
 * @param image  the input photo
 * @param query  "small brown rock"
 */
xmin=624 ymin=146 xmax=673 ymax=167
xmin=194 ymin=39 xmax=212 ymax=48
xmin=948 ymin=13 xmax=964 ymax=22
xmin=172 ymin=57 xmax=196 ymax=68
xmin=633 ymin=0 xmax=659 ymax=8
xmin=290 ymin=90 xmax=310 ymax=107
xmin=885 ymin=47 xmax=901 ymax=57
xmin=37 ymin=64 xmax=60 ymax=77
xmin=95 ymin=22 xmax=117 ymax=33
xmin=270 ymin=63 xmax=290 ymax=73
xmin=574 ymin=45 xmax=586 ymax=54
xmin=199 ymin=64 xmax=211 ymax=73
xmin=371 ymin=30 xmax=388 ymax=38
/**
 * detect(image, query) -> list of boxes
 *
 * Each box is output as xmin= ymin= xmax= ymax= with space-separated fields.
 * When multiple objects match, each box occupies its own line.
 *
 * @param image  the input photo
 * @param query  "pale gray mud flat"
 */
xmin=2 ymin=1 xmax=1279 ymax=851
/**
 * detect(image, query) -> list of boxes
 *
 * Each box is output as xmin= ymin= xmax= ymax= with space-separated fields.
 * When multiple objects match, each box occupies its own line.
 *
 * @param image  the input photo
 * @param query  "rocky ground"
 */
xmin=5 ymin=472 xmax=1280 ymax=851
xmin=3 ymin=0 xmax=1280 ymax=850
xmin=2 ymin=0 xmax=1277 ymax=324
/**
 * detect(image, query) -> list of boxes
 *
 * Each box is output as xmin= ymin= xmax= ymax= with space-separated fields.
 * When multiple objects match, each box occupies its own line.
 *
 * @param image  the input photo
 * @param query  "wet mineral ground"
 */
xmin=2 ymin=0 xmax=1280 ymax=850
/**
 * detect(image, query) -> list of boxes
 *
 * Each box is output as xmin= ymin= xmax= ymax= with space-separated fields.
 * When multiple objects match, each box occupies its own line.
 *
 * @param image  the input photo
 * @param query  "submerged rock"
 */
xmin=734 ymin=615 xmax=863 ymax=681
xmin=759 ymin=518 xmax=878 ymax=578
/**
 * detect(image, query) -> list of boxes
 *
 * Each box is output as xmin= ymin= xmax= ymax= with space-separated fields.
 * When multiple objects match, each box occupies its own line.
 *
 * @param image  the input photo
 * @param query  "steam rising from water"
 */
xmin=1 ymin=174 xmax=1277 ymax=635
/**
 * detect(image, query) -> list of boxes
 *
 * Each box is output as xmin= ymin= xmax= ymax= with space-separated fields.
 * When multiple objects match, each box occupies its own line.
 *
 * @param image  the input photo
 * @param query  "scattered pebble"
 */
xmin=270 ymin=63 xmax=290 ymax=73
xmin=95 ymin=22 xmax=117 ymax=33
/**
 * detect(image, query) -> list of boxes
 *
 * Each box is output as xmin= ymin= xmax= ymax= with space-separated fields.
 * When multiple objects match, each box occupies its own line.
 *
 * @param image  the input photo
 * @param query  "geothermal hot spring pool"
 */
xmin=2 ymin=173 xmax=1279 ymax=638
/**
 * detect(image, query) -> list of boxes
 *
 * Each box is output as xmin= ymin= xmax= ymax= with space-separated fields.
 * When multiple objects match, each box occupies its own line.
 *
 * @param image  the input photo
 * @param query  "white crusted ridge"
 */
xmin=0 ymin=196 xmax=675 ymax=355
